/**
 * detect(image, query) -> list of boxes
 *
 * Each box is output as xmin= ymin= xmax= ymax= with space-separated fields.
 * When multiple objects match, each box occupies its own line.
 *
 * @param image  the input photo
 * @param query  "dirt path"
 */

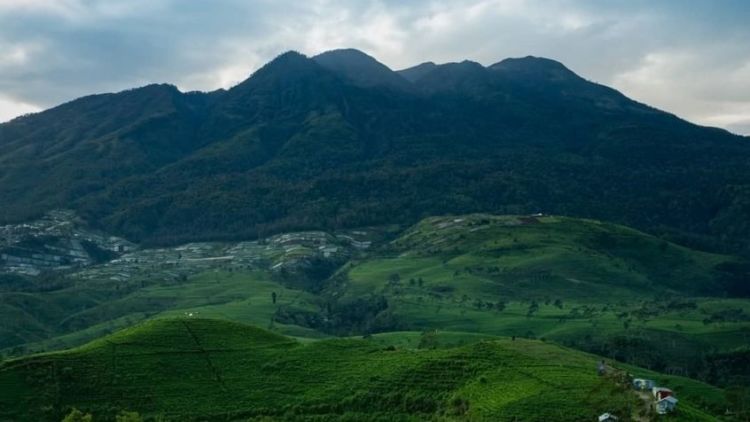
xmin=602 ymin=363 xmax=653 ymax=421
xmin=632 ymin=390 xmax=653 ymax=421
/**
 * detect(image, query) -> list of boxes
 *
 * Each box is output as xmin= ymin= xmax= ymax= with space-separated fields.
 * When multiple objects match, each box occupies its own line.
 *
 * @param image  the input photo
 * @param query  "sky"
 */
xmin=0 ymin=0 xmax=749 ymax=135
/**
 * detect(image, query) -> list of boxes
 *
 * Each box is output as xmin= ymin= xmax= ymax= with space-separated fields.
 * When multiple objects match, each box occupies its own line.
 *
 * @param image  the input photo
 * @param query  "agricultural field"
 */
xmin=0 ymin=318 xmax=723 ymax=421
xmin=2 ymin=213 xmax=749 ymax=419
xmin=1 ymin=222 xmax=382 ymax=354
xmin=1 ymin=270 xmax=324 ymax=355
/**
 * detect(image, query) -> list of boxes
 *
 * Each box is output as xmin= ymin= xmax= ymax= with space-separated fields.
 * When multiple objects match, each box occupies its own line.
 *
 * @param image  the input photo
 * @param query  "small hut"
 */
xmin=632 ymin=378 xmax=655 ymax=391
xmin=655 ymin=396 xmax=678 ymax=414
xmin=652 ymin=387 xmax=673 ymax=400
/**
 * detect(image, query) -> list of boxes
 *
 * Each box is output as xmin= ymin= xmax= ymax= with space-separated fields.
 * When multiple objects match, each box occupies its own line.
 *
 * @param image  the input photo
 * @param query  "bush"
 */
xmin=116 ymin=410 xmax=143 ymax=422
xmin=61 ymin=408 xmax=93 ymax=422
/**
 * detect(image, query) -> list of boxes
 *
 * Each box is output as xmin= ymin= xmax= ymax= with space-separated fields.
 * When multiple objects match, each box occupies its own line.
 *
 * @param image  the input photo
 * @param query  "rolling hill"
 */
xmin=2 ymin=213 xmax=749 ymax=397
xmin=287 ymin=214 xmax=750 ymax=384
xmin=0 ymin=49 xmax=748 ymax=255
xmin=0 ymin=318 xmax=726 ymax=421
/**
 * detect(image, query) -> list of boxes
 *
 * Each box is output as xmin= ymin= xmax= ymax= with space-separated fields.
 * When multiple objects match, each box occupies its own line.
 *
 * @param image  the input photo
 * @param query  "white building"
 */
xmin=655 ymin=396 xmax=678 ymax=414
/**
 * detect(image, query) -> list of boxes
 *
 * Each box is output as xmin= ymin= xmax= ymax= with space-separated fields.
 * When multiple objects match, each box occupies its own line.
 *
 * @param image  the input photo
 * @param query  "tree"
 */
xmin=62 ymin=408 xmax=93 ymax=422
xmin=726 ymin=386 xmax=750 ymax=419
xmin=271 ymin=291 xmax=277 ymax=304
xmin=527 ymin=301 xmax=539 ymax=317
xmin=388 ymin=273 xmax=401 ymax=286
xmin=418 ymin=330 xmax=439 ymax=349
xmin=116 ymin=410 xmax=144 ymax=422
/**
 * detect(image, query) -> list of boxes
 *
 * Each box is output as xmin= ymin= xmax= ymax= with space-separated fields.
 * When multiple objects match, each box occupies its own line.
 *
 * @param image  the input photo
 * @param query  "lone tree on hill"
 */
xmin=271 ymin=291 xmax=277 ymax=304
xmin=388 ymin=273 xmax=401 ymax=286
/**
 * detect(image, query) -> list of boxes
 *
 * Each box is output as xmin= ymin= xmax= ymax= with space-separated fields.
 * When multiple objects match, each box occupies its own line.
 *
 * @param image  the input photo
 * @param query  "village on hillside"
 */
xmin=0 ymin=210 xmax=135 ymax=275
xmin=597 ymin=370 xmax=679 ymax=421
xmin=0 ymin=210 xmax=374 ymax=283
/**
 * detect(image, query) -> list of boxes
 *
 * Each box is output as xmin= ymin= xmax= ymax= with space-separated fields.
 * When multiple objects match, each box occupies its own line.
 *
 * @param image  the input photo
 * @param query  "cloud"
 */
xmin=0 ymin=0 xmax=748 ymax=134
xmin=0 ymin=94 xmax=40 ymax=122
xmin=613 ymin=48 xmax=750 ymax=134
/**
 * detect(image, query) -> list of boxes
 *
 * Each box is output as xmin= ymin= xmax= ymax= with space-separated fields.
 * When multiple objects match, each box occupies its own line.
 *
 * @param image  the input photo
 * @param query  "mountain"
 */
xmin=0 ymin=49 xmax=748 ymax=254
xmin=313 ymin=48 xmax=413 ymax=90
xmin=0 ymin=318 xmax=724 ymax=421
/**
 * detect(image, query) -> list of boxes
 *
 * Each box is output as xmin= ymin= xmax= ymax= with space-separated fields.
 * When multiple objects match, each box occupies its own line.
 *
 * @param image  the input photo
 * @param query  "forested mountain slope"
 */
xmin=0 ymin=49 xmax=748 ymax=253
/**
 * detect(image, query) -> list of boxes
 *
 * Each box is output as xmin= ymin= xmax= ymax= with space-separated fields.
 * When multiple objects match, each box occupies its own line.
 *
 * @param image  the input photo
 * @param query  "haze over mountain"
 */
xmin=0 ymin=49 xmax=748 ymax=254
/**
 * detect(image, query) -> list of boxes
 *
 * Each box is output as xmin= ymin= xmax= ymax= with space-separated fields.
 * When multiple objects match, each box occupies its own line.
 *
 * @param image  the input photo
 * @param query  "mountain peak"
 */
xmin=489 ymin=56 xmax=579 ymax=81
xmin=403 ymin=60 xmax=491 ymax=94
xmin=256 ymin=50 xmax=311 ymax=73
xmin=231 ymin=50 xmax=319 ymax=91
xmin=396 ymin=62 xmax=437 ymax=83
xmin=272 ymin=50 xmax=308 ymax=62
xmin=314 ymin=48 xmax=372 ymax=60
xmin=312 ymin=48 xmax=411 ymax=90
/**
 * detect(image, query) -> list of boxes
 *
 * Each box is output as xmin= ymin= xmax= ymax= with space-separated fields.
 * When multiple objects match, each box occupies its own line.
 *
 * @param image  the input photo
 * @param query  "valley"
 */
xmin=2 ymin=212 xmax=748 ymax=420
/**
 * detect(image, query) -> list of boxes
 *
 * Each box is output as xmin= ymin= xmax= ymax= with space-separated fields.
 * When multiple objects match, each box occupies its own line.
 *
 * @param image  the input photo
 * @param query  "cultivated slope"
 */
xmin=0 ymin=318 xmax=721 ymax=421
xmin=349 ymin=214 xmax=736 ymax=298
xmin=309 ymin=215 xmax=750 ymax=385
xmin=3 ymin=214 xmax=749 ymax=390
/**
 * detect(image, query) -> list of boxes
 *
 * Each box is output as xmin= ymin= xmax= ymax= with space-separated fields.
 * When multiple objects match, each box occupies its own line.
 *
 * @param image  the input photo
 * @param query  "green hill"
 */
xmin=346 ymin=214 xmax=735 ymax=298
xmin=301 ymin=215 xmax=750 ymax=386
xmin=0 ymin=318 xmax=723 ymax=421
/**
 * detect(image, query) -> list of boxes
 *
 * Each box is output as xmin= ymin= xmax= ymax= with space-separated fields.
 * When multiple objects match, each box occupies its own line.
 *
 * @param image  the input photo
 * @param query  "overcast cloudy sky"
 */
xmin=1 ymin=0 xmax=749 ymax=134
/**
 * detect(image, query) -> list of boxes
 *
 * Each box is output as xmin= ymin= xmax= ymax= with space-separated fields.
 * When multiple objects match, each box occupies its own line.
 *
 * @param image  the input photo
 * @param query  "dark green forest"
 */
xmin=0 ymin=49 xmax=748 ymax=254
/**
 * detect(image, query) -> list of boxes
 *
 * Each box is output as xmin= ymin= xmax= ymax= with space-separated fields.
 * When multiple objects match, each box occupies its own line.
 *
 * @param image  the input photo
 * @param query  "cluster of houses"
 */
xmin=0 ymin=210 xmax=135 ymax=275
xmin=598 ymin=377 xmax=678 ymax=421
xmin=69 ymin=229 xmax=366 ymax=286
xmin=0 ymin=209 xmax=376 ymax=280
xmin=633 ymin=378 xmax=679 ymax=415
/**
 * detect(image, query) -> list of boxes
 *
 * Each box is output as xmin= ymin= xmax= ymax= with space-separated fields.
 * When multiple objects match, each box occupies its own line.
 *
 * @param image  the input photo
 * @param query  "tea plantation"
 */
xmin=0 ymin=318 xmax=721 ymax=421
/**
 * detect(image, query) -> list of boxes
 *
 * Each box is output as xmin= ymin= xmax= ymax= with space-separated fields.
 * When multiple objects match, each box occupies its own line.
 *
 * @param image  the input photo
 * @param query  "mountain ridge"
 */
xmin=1 ymin=48 xmax=748 ymax=255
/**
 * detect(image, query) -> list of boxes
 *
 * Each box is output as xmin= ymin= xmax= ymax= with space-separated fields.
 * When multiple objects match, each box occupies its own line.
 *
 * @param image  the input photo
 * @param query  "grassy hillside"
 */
xmin=1 ymin=270 xmax=322 ymax=354
xmin=347 ymin=214 xmax=732 ymax=298
xmin=0 ymin=318 xmax=723 ymax=421
xmin=314 ymin=215 xmax=750 ymax=384
xmin=2 ymin=214 xmax=748 ymax=398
